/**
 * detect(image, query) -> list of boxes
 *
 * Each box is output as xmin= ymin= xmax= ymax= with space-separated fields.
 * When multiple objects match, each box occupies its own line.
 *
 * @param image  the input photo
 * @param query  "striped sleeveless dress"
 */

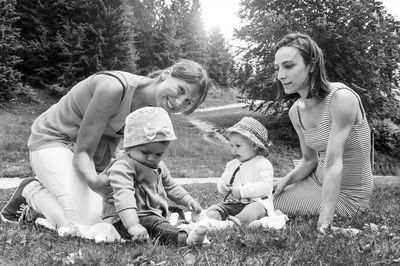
xmin=273 ymin=85 xmax=373 ymax=217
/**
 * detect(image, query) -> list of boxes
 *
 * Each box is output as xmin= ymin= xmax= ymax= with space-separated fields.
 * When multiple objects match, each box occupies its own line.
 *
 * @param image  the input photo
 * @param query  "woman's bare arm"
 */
xmin=274 ymin=107 xmax=318 ymax=195
xmin=73 ymin=75 xmax=124 ymax=196
xmin=317 ymin=89 xmax=360 ymax=229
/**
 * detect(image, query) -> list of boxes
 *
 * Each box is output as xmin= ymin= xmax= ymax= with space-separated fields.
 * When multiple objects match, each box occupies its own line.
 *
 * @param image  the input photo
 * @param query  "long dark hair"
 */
xmin=274 ymin=33 xmax=330 ymax=100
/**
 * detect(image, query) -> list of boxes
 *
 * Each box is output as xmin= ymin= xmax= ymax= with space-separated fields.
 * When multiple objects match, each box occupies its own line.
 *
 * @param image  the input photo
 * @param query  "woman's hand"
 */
xmin=127 ymin=224 xmax=149 ymax=242
xmin=317 ymin=221 xmax=361 ymax=236
xmin=317 ymin=221 xmax=331 ymax=235
xmin=273 ymin=178 xmax=288 ymax=197
xmin=87 ymin=173 xmax=110 ymax=198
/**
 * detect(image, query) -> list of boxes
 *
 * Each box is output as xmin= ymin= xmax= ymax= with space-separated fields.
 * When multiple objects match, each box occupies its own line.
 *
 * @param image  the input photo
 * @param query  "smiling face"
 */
xmin=155 ymin=74 xmax=200 ymax=114
xmin=228 ymin=133 xmax=257 ymax=163
xmin=274 ymin=46 xmax=312 ymax=97
xmin=127 ymin=141 xmax=170 ymax=168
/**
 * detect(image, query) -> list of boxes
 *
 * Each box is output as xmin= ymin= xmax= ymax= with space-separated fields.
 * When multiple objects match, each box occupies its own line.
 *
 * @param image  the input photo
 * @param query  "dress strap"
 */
xmin=95 ymin=71 xmax=127 ymax=103
xmin=289 ymin=100 xmax=302 ymax=128
xmin=326 ymin=84 xmax=367 ymax=119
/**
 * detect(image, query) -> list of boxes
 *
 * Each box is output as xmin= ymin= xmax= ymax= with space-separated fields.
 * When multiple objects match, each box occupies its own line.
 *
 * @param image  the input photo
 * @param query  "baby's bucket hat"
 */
xmin=224 ymin=117 xmax=272 ymax=153
xmin=123 ymin=107 xmax=177 ymax=148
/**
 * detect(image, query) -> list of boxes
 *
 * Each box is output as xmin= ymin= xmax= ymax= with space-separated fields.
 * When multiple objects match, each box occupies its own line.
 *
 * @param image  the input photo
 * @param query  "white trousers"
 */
xmin=28 ymin=147 xmax=102 ymax=226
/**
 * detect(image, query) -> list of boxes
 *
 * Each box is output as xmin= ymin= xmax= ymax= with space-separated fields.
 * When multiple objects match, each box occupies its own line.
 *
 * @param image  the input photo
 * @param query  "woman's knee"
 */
xmin=23 ymin=180 xmax=69 ymax=227
xmin=30 ymin=148 xmax=79 ymax=212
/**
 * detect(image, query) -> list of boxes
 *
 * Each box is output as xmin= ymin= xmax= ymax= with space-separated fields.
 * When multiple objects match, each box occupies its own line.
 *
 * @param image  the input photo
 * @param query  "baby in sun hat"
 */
xmin=202 ymin=116 xmax=276 ymax=229
xmin=100 ymin=106 xmax=210 ymax=245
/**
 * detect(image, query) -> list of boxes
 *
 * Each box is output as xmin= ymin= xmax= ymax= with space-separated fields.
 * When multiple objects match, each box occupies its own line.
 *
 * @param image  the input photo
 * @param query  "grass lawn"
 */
xmin=1 ymin=182 xmax=400 ymax=265
xmin=0 ymin=87 xmax=399 ymax=265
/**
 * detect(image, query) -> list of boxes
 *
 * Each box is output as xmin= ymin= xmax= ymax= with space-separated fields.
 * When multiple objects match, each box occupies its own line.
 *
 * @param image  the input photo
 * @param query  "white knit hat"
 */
xmin=224 ymin=117 xmax=272 ymax=153
xmin=123 ymin=107 xmax=177 ymax=148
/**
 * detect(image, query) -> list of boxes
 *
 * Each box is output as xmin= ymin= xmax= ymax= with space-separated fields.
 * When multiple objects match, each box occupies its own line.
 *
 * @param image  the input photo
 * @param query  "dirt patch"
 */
xmin=374 ymin=175 xmax=400 ymax=186
xmin=187 ymin=117 xmax=228 ymax=144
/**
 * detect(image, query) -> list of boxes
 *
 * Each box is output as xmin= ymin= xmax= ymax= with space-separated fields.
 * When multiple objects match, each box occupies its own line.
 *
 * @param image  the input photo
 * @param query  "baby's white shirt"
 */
xmin=217 ymin=155 xmax=274 ymax=201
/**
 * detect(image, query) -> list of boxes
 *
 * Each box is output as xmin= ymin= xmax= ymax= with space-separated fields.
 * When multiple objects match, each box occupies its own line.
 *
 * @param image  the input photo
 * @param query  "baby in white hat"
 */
xmin=101 ymin=107 xmax=209 ymax=245
xmin=204 ymin=117 xmax=275 ymax=229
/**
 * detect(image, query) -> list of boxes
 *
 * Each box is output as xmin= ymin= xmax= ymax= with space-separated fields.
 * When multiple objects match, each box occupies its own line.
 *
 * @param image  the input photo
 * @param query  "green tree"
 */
xmin=154 ymin=0 xmax=188 ymax=69
xmin=0 ymin=0 xmax=24 ymax=101
xmin=128 ymin=0 xmax=168 ymax=74
xmin=207 ymin=26 xmax=234 ymax=87
xmin=127 ymin=0 xmax=205 ymax=74
xmin=180 ymin=0 xmax=208 ymax=65
xmin=15 ymin=0 xmax=137 ymax=90
xmin=235 ymin=0 xmax=400 ymax=121
xmin=134 ymin=0 xmax=209 ymax=72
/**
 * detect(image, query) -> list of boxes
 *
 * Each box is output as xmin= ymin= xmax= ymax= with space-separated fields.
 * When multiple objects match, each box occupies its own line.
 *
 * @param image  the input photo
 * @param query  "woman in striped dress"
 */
xmin=272 ymin=33 xmax=373 ymax=233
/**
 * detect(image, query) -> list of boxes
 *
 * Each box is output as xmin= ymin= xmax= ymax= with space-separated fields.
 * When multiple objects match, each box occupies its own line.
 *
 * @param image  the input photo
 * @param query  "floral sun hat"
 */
xmin=123 ymin=107 xmax=177 ymax=148
xmin=224 ymin=117 xmax=272 ymax=153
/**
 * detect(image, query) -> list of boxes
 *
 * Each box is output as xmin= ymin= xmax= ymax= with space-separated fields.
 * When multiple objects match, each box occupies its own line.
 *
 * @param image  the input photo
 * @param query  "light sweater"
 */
xmin=218 ymin=155 xmax=274 ymax=205
xmin=101 ymin=153 xmax=193 ymax=222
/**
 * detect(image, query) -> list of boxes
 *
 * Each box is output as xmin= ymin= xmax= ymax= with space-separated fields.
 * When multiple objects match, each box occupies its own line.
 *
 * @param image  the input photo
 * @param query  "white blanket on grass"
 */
xmin=35 ymin=202 xmax=289 ymax=243
xmin=35 ymin=218 xmax=122 ymax=243
xmin=173 ymin=208 xmax=289 ymax=231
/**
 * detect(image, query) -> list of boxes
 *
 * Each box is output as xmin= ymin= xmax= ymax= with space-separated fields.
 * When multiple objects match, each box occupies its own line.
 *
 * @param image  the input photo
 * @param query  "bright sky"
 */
xmin=201 ymin=0 xmax=400 ymax=40
xmin=200 ymin=0 xmax=241 ymax=40
xmin=381 ymin=0 xmax=400 ymax=19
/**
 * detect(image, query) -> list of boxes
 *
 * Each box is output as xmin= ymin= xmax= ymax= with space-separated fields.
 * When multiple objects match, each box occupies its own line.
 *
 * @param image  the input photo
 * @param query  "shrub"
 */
xmin=372 ymin=118 xmax=400 ymax=156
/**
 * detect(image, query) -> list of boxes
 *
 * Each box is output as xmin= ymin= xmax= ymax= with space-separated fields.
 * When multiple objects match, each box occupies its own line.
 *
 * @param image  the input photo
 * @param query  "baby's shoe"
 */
xmin=186 ymin=219 xmax=210 ymax=246
xmin=0 ymin=178 xmax=38 ymax=223
xmin=248 ymin=215 xmax=286 ymax=230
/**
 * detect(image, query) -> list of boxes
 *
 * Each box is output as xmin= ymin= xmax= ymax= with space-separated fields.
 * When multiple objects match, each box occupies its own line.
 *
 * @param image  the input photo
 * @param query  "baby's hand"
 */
xmin=127 ymin=224 xmax=149 ymax=242
xmin=187 ymin=199 xmax=202 ymax=214
xmin=220 ymin=183 xmax=231 ymax=194
xmin=230 ymin=187 xmax=241 ymax=199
